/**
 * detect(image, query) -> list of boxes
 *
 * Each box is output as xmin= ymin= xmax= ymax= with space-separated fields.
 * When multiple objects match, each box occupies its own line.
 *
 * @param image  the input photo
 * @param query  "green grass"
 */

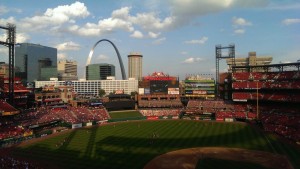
xmin=109 ymin=111 xmax=143 ymax=119
xmin=196 ymin=158 xmax=269 ymax=169
xmin=12 ymin=121 xmax=300 ymax=169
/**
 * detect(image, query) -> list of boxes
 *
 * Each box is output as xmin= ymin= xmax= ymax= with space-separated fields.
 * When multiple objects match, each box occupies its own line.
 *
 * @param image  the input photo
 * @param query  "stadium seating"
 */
xmin=0 ymin=156 xmax=38 ymax=169
xmin=139 ymin=109 xmax=180 ymax=117
xmin=232 ymin=72 xmax=250 ymax=81
xmin=0 ymin=100 xmax=18 ymax=112
xmin=260 ymin=111 xmax=300 ymax=142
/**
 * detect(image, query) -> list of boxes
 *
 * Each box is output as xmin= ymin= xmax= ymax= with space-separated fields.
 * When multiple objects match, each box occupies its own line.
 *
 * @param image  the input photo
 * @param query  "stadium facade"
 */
xmin=35 ymin=79 xmax=138 ymax=96
xmin=226 ymin=52 xmax=272 ymax=72
xmin=15 ymin=43 xmax=57 ymax=83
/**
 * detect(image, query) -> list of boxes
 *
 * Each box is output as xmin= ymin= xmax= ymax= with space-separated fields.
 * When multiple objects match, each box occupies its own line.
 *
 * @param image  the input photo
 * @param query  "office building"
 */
xmin=15 ymin=43 xmax=57 ymax=82
xmin=57 ymin=60 xmax=78 ymax=81
xmin=40 ymin=67 xmax=58 ymax=81
xmin=35 ymin=79 xmax=138 ymax=96
xmin=86 ymin=63 xmax=115 ymax=80
xmin=128 ymin=52 xmax=143 ymax=80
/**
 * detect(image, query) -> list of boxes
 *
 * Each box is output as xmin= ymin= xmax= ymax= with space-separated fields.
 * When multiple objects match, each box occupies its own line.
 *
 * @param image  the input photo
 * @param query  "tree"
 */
xmin=98 ymin=89 xmax=106 ymax=97
xmin=130 ymin=91 xmax=138 ymax=99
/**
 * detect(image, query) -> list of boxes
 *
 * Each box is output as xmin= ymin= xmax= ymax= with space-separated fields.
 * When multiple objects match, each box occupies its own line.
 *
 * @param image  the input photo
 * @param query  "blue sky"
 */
xmin=0 ymin=0 xmax=299 ymax=80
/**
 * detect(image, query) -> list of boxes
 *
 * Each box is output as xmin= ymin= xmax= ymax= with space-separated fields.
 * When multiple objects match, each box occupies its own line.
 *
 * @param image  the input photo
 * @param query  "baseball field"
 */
xmin=12 ymin=120 xmax=300 ymax=169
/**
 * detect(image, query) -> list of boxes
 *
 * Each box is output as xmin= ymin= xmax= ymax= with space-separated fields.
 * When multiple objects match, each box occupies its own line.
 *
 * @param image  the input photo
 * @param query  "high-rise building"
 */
xmin=86 ymin=63 xmax=115 ymax=80
xmin=15 ymin=43 xmax=57 ymax=83
xmin=128 ymin=52 xmax=143 ymax=80
xmin=57 ymin=60 xmax=78 ymax=81
xmin=40 ymin=67 xmax=58 ymax=81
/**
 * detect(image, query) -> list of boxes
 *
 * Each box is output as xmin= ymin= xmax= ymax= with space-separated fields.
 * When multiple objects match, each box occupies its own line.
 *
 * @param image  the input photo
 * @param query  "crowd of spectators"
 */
xmin=232 ymin=71 xmax=300 ymax=81
xmin=139 ymin=99 xmax=183 ymax=108
xmin=261 ymin=111 xmax=300 ymax=143
xmin=0 ymin=105 xmax=110 ymax=141
xmin=260 ymin=105 xmax=300 ymax=143
xmin=140 ymin=109 xmax=180 ymax=117
xmin=0 ymin=156 xmax=38 ymax=169
xmin=232 ymin=92 xmax=299 ymax=102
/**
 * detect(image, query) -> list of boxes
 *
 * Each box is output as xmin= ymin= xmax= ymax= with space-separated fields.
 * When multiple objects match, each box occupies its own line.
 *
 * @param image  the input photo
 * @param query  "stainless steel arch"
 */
xmin=86 ymin=39 xmax=126 ymax=80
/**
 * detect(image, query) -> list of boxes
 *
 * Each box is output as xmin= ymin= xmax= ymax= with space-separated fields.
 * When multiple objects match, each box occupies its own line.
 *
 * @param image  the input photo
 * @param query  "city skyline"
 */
xmin=0 ymin=0 xmax=299 ymax=80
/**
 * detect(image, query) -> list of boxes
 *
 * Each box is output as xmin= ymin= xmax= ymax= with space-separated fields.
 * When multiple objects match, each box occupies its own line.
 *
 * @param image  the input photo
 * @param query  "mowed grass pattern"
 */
xmin=109 ymin=111 xmax=143 ymax=119
xmin=13 ymin=121 xmax=300 ymax=169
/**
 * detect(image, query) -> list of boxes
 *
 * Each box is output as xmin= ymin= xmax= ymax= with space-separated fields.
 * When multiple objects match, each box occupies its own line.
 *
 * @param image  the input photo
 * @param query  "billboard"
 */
xmin=144 ymin=88 xmax=150 ymax=94
xmin=86 ymin=122 xmax=93 ymax=126
xmin=193 ymin=90 xmax=207 ymax=94
xmin=150 ymin=80 xmax=168 ymax=94
xmin=168 ymin=80 xmax=179 ymax=88
xmin=72 ymin=123 xmax=82 ymax=129
xmin=147 ymin=116 xmax=159 ymax=120
xmin=138 ymin=88 xmax=144 ymax=95
xmin=168 ymin=88 xmax=179 ymax=94
xmin=115 ymin=89 xmax=124 ymax=94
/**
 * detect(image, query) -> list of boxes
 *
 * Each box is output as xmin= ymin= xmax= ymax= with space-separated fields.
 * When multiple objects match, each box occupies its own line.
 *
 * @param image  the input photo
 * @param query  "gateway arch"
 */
xmin=86 ymin=39 xmax=126 ymax=80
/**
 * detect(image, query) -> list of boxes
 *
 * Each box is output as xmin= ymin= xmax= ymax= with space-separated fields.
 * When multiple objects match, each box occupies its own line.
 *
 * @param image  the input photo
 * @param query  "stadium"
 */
xmin=1 ymin=60 xmax=300 ymax=169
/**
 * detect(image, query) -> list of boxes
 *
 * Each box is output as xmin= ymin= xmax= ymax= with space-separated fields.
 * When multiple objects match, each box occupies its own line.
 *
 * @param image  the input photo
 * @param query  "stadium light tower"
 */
xmin=215 ymin=44 xmax=235 ymax=98
xmin=0 ymin=23 xmax=16 ymax=105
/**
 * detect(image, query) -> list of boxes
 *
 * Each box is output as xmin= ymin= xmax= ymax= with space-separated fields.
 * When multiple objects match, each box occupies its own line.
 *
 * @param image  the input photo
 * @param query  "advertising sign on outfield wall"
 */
xmin=86 ymin=122 xmax=93 ymax=126
xmin=72 ymin=123 xmax=82 ymax=129
xmin=147 ymin=116 xmax=159 ymax=120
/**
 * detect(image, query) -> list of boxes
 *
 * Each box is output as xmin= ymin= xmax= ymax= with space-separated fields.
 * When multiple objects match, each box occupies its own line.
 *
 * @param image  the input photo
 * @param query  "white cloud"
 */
xmin=282 ymin=18 xmax=300 ymax=25
xmin=181 ymin=51 xmax=188 ymax=55
xmin=130 ymin=12 xmax=175 ymax=31
xmin=20 ymin=1 xmax=90 ymax=31
xmin=267 ymin=3 xmax=300 ymax=10
xmin=234 ymin=29 xmax=245 ymax=34
xmin=184 ymin=37 xmax=208 ymax=45
xmin=183 ymin=57 xmax=204 ymax=64
xmin=0 ymin=47 xmax=7 ymax=54
xmin=130 ymin=30 xmax=144 ymax=38
xmin=0 ymin=6 xmax=9 ymax=15
xmin=169 ymin=0 xmax=267 ymax=27
xmin=56 ymin=41 xmax=81 ymax=51
xmin=232 ymin=17 xmax=251 ymax=35
xmin=0 ymin=17 xmax=16 ymax=25
xmin=68 ymin=7 xmax=134 ymax=37
xmin=232 ymin=17 xmax=252 ymax=27
xmin=58 ymin=53 xmax=68 ymax=60
xmin=0 ymin=5 xmax=22 ymax=15
xmin=0 ymin=32 xmax=27 ymax=43
xmin=148 ymin=31 xmax=160 ymax=38
xmin=96 ymin=54 xmax=109 ymax=61
xmin=152 ymin=37 xmax=166 ymax=45
xmin=16 ymin=33 xmax=29 ymax=43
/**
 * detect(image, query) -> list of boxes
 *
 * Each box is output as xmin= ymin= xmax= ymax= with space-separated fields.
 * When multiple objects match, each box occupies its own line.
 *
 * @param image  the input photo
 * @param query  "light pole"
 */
xmin=256 ymin=81 xmax=259 ymax=120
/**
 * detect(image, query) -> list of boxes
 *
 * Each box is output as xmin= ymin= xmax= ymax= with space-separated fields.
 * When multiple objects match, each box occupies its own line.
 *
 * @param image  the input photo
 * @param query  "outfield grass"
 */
xmin=12 ymin=121 xmax=300 ymax=169
xmin=109 ymin=111 xmax=143 ymax=119
xmin=196 ymin=158 xmax=269 ymax=169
